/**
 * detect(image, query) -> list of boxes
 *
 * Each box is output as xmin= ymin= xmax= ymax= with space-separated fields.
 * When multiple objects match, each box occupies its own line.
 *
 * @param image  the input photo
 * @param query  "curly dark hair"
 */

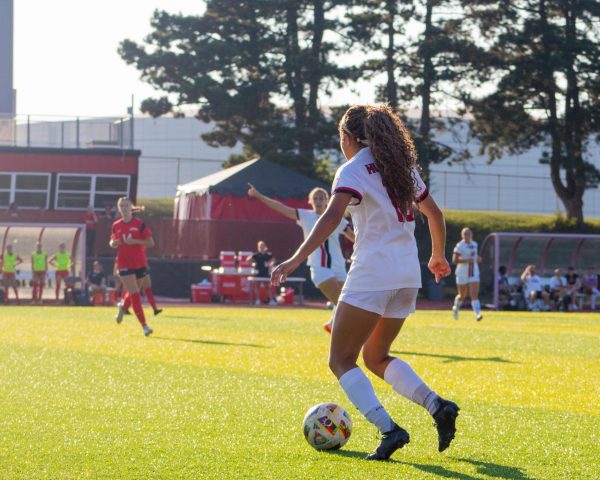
xmin=340 ymin=104 xmax=418 ymax=215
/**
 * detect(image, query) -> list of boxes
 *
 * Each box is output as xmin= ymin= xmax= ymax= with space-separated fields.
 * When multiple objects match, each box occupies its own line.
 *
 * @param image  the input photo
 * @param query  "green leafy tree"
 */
xmin=119 ymin=1 xmax=353 ymax=177
xmin=463 ymin=0 xmax=600 ymax=224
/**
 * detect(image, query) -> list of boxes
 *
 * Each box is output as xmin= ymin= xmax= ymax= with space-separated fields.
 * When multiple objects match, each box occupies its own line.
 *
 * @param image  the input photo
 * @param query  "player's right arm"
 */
xmin=247 ymin=183 xmax=297 ymax=221
xmin=109 ymin=223 xmax=121 ymax=249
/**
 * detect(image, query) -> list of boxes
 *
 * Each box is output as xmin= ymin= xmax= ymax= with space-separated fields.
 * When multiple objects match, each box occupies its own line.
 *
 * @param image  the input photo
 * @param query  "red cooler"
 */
xmin=191 ymin=284 xmax=212 ymax=303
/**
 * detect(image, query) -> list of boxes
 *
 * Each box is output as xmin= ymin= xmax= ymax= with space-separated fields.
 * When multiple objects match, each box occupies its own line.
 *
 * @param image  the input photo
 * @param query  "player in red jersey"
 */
xmin=109 ymin=197 xmax=155 ymax=336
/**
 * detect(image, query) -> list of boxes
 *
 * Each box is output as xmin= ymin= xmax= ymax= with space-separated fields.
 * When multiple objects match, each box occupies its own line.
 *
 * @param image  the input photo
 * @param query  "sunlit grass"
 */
xmin=0 ymin=307 xmax=598 ymax=479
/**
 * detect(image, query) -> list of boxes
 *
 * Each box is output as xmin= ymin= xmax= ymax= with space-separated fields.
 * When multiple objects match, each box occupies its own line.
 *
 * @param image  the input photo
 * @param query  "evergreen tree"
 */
xmin=463 ymin=0 xmax=600 ymax=224
xmin=119 ymin=1 xmax=352 ymax=177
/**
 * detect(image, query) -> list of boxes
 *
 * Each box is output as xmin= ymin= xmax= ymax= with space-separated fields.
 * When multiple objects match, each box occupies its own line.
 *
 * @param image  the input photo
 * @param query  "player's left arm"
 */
xmin=126 ymin=236 xmax=155 ymax=248
xmin=342 ymin=225 xmax=355 ymax=243
xmin=271 ymin=193 xmax=352 ymax=285
xmin=124 ymin=224 xmax=155 ymax=248
xmin=415 ymin=194 xmax=451 ymax=282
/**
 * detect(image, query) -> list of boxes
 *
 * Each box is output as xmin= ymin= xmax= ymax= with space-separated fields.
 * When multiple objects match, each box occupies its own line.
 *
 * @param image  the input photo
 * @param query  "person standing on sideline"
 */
xmin=31 ymin=242 xmax=48 ymax=305
xmin=249 ymin=240 xmax=277 ymax=305
xmin=1 ymin=244 xmax=23 ymax=304
xmin=49 ymin=242 xmax=71 ymax=304
xmin=83 ymin=206 xmax=99 ymax=257
xmin=110 ymin=197 xmax=155 ymax=336
xmin=451 ymin=227 xmax=483 ymax=321
xmin=271 ymin=105 xmax=458 ymax=460
xmin=248 ymin=184 xmax=354 ymax=331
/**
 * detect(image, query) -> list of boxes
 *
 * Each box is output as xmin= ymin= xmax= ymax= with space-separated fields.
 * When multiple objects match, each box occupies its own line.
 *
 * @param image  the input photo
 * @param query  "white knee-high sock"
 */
xmin=453 ymin=295 xmax=462 ymax=309
xmin=384 ymin=358 xmax=441 ymax=415
xmin=472 ymin=300 xmax=481 ymax=315
xmin=339 ymin=367 xmax=394 ymax=433
xmin=327 ymin=305 xmax=336 ymax=329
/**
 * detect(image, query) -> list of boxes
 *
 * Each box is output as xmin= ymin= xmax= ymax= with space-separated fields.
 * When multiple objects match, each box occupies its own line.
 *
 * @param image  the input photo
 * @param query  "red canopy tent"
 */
xmin=174 ymin=158 xmax=327 ymax=222
xmin=170 ymin=159 xmax=331 ymax=261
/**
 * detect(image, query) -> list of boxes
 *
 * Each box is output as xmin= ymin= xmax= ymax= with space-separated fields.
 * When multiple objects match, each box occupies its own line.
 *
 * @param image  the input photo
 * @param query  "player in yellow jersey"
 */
xmin=49 ymin=242 xmax=71 ymax=304
xmin=31 ymin=242 xmax=48 ymax=305
xmin=1 ymin=244 xmax=23 ymax=304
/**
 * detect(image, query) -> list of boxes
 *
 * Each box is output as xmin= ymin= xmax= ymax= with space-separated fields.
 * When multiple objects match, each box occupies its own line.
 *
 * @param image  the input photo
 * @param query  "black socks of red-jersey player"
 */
xmin=130 ymin=292 xmax=147 ymax=326
xmin=144 ymin=288 xmax=157 ymax=311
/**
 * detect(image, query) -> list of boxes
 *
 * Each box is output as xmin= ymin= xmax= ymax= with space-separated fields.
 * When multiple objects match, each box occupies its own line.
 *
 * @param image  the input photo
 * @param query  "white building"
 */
xmin=8 ymin=114 xmax=600 ymax=217
xmin=428 ymin=120 xmax=600 ymax=217
xmin=9 ymin=115 xmax=241 ymax=198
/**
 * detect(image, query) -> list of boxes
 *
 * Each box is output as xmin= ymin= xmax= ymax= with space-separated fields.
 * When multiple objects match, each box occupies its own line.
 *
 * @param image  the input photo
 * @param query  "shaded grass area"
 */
xmin=0 ymin=307 xmax=598 ymax=479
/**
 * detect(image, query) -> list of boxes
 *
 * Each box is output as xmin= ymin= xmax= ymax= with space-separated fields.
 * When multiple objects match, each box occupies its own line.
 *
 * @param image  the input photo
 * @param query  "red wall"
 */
xmin=0 ymin=147 xmax=138 ymax=174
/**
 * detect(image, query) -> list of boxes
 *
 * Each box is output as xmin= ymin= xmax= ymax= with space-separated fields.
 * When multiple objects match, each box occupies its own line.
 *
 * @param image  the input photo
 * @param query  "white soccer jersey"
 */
xmin=524 ymin=274 xmax=543 ymax=294
xmin=549 ymin=276 xmax=566 ymax=290
xmin=296 ymin=209 xmax=348 ymax=270
xmin=331 ymin=147 xmax=428 ymax=292
xmin=453 ymin=240 xmax=480 ymax=279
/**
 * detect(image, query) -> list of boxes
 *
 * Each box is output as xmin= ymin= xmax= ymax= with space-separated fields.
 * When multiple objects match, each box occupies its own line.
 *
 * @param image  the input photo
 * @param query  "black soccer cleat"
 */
xmin=365 ymin=424 xmax=410 ymax=461
xmin=123 ymin=309 xmax=131 ymax=315
xmin=432 ymin=399 xmax=460 ymax=452
xmin=154 ymin=308 xmax=163 ymax=316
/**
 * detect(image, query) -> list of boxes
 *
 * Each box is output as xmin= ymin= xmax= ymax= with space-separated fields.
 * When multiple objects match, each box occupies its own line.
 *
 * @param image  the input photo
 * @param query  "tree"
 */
xmin=464 ymin=0 xmax=600 ymax=224
xmin=119 ymin=0 xmax=353 ymax=178
xmin=347 ymin=1 xmax=484 ymax=181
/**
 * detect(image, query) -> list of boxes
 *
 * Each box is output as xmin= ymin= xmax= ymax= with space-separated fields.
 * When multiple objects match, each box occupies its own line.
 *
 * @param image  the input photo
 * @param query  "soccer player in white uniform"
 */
xmin=247 ymin=184 xmax=354 ymax=331
xmin=452 ymin=227 xmax=483 ymax=321
xmin=271 ymin=105 xmax=459 ymax=461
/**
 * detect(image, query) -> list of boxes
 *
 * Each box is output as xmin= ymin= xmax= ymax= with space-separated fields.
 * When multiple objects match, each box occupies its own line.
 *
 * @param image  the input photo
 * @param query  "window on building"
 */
xmin=56 ymin=174 xmax=129 ymax=210
xmin=94 ymin=176 xmax=129 ymax=209
xmin=0 ymin=173 xmax=50 ymax=209
xmin=0 ymin=174 xmax=10 ymax=207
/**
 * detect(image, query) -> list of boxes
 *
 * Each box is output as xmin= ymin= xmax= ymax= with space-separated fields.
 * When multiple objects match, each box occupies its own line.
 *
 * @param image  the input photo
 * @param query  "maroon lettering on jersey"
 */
xmin=365 ymin=163 xmax=379 ymax=175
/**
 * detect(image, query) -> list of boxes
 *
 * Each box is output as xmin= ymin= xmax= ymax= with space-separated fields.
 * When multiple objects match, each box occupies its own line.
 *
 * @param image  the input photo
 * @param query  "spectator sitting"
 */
xmin=564 ymin=266 xmax=581 ymax=311
xmin=549 ymin=268 xmax=570 ymax=311
xmin=521 ymin=264 xmax=549 ymax=312
xmin=498 ymin=265 xmax=517 ymax=309
xmin=250 ymin=241 xmax=277 ymax=305
xmin=581 ymin=268 xmax=599 ymax=310
xmin=87 ymin=261 xmax=106 ymax=299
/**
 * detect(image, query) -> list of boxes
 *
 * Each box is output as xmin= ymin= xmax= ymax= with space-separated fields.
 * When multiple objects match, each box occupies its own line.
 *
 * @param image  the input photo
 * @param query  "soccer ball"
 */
xmin=302 ymin=403 xmax=352 ymax=451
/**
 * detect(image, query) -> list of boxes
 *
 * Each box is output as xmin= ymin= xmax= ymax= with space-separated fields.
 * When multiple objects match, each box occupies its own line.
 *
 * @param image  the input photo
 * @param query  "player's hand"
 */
xmin=247 ymin=183 xmax=260 ymax=198
xmin=270 ymin=258 xmax=301 ymax=287
xmin=110 ymin=238 xmax=122 ymax=247
xmin=428 ymin=254 xmax=451 ymax=283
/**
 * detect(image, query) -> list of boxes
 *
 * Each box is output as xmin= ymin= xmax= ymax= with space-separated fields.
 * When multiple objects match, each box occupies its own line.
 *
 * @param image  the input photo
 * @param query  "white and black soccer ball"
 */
xmin=302 ymin=403 xmax=352 ymax=451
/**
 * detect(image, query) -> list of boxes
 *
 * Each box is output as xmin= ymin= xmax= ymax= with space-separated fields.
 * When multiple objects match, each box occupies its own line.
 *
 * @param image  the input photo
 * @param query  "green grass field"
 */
xmin=0 ymin=306 xmax=598 ymax=479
